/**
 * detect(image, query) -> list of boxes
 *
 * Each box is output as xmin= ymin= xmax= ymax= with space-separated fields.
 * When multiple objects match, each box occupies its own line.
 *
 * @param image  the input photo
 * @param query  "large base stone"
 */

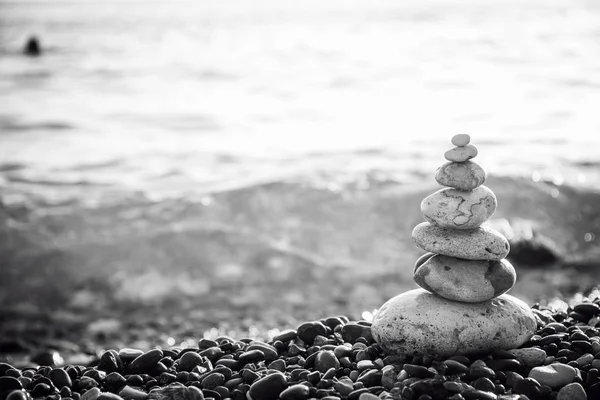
xmin=371 ymin=289 xmax=536 ymax=358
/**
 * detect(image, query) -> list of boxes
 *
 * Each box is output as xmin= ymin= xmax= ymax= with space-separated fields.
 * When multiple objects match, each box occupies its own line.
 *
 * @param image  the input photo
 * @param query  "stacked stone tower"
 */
xmin=372 ymin=135 xmax=536 ymax=358
xmin=412 ymin=134 xmax=514 ymax=303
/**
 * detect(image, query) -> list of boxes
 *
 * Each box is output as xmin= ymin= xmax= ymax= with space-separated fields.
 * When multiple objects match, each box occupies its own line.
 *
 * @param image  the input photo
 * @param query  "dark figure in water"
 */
xmin=24 ymin=36 xmax=41 ymax=56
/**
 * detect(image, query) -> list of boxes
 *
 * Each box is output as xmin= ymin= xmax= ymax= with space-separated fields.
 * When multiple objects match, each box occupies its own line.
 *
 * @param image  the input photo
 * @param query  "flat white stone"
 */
xmin=412 ymin=222 xmax=510 ymax=260
xmin=371 ymin=289 xmax=536 ymax=357
xmin=421 ymin=185 xmax=497 ymax=229
xmin=413 ymin=255 xmax=516 ymax=302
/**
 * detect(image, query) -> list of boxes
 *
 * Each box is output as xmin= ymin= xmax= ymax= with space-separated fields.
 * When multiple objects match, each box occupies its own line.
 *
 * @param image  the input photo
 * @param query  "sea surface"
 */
xmin=1 ymin=0 xmax=600 ymax=350
xmin=1 ymin=0 xmax=600 ymax=205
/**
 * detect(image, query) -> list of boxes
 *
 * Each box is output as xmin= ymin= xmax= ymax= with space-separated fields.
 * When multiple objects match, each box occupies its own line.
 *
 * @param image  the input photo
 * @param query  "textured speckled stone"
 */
xmin=371 ymin=289 xmax=536 ymax=357
xmin=412 ymin=222 xmax=510 ymax=260
xmin=451 ymin=134 xmax=470 ymax=147
xmin=421 ymin=185 xmax=497 ymax=229
xmin=435 ymin=161 xmax=486 ymax=190
xmin=413 ymin=255 xmax=516 ymax=302
xmin=444 ymin=144 xmax=478 ymax=162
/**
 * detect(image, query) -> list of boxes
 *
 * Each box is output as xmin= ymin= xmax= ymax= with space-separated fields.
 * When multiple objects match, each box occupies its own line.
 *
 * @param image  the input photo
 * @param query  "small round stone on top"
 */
xmin=451 ymin=133 xmax=470 ymax=147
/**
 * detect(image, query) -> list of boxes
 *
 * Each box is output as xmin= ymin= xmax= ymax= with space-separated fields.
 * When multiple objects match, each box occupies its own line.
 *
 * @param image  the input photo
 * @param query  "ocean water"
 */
xmin=1 ymin=0 xmax=600 ymax=341
xmin=1 ymin=0 xmax=600 ymax=207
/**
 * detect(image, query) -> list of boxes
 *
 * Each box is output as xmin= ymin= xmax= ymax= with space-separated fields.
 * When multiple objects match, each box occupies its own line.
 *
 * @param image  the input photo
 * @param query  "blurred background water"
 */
xmin=1 ymin=0 xmax=600 ymax=359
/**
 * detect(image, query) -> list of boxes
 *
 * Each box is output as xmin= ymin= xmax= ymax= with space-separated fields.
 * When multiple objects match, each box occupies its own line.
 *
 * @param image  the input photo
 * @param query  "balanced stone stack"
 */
xmin=372 ymin=134 xmax=537 ymax=358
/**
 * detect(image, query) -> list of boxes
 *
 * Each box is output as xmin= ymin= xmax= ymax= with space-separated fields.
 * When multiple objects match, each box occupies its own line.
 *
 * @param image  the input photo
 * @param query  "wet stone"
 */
xmin=128 ymin=350 xmax=163 ymax=375
xmin=296 ymin=322 xmax=328 ymax=345
xmin=248 ymin=372 xmax=287 ymax=400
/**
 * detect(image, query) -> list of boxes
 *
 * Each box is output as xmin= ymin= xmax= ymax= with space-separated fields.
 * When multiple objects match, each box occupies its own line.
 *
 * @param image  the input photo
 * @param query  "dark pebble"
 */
xmin=31 ymin=383 xmax=53 ymax=397
xmin=128 ymin=350 xmax=163 ymax=374
xmin=340 ymin=324 xmax=373 ymax=345
xmin=199 ymin=348 xmax=224 ymax=364
xmin=201 ymin=373 xmax=225 ymax=391
xmin=484 ymin=359 xmax=521 ymax=371
xmin=238 ymin=350 xmax=265 ymax=365
xmin=404 ymin=364 xmax=435 ymax=379
xmin=105 ymin=372 xmax=126 ymax=388
xmin=297 ymin=322 xmax=328 ymax=345
xmin=6 ymin=391 xmax=31 ymax=400
xmin=513 ymin=378 xmax=542 ymax=400
xmin=472 ymin=377 xmax=495 ymax=392
xmin=539 ymin=333 xmax=567 ymax=346
xmin=356 ymin=370 xmax=381 ymax=387
xmin=248 ymin=372 xmax=287 ymax=400
xmin=126 ymin=375 xmax=144 ymax=387
xmin=178 ymin=352 xmax=203 ymax=372
xmin=79 ymin=376 xmax=99 ymax=390
xmin=280 ymin=384 xmax=310 ymax=400
xmin=314 ymin=351 xmax=339 ymax=373
xmin=0 ymin=376 xmax=23 ymax=392
xmin=98 ymin=351 xmax=122 ymax=373
xmin=444 ymin=360 xmax=469 ymax=375
xmin=48 ymin=369 xmax=72 ymax=389
xmin=273 ymin=330 xmax=297 ymax=343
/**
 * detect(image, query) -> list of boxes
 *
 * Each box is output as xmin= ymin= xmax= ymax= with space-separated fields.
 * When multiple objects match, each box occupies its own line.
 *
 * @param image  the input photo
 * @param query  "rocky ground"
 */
xmin=2 ymin=297 xmax=600 ymax=400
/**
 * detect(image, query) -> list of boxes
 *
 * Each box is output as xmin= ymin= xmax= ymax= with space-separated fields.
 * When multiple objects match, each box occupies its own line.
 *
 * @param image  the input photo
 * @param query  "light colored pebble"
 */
xmin=414 ymin=255 xmax=516 ymax=302
xmin=528 ymin=363 xmax=579 ymax=389
xmin=435 ymin=161 xmax=486 ymax=190
xmin=81 ymin=388 xmax=101 ymax=400
xmin=371 ymin=289 xmax=536 ymax=357
xmin=451 ymin=134 xmax=471 ymax=147
xmin=509 ymin=348 xmax=547 ymax=367
xmin=575 ymin=353 xmax=593 ymax=367
xmin=444 ymin=144 xmax=478 ymax=162
xmin=412 ymin=222 xmax=510 ymax=261
xmin=557 ymin=382 xmax=587 ymax=400
xmin=421 ymin=185 xmax=497 ymax=229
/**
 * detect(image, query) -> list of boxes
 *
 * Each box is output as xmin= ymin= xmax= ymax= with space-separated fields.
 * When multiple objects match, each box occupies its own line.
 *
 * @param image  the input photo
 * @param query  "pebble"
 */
xmin=296 ymin=321 xmax=327 ymax=345
xmin=371 ymin=289 xmax=536 ymax=357
xmin=451 ymin=134 xmax=471 ymax=147
xmin=444 ymin=144 xmax=478 ymax=162
xmin=128 ymin=349 xmax=163 ymax=374
xmin=98 ymin=350 xmax=122 ymax=373
xmin=48 ymin=369 xmax=72 ymax=389
xmin=509 ymin=348 xmax=547 ymax=367
xmin=421 ymin=185 xmax=497 ymax=230
xmin=279 ymin=384 xmax=310 ymax=400
xmin=81 ymin=387 xmax=101 ymax=400
xmin=414 ymin=255 xmax=516 ymax=302
xmin=0 ymin=377 xmax=22 ymax=392
xmin=528 ymin=363 xmax=579 ymax=389
xmin=246 ymin=343 xmax=278 ymax=363
xmin=412 ymin=222 xmax=510 ymax=261
xmin=435 ymin=161 xmax=486 ymax=190
xmin=6 ymin=391 xmax=31 ymax=400
xmin=340 ymin=323 xmax=373 ymax=344
xmin=178 ymin=352 xmax=203 ymax=372
xmin=557 ymin=382 xmax=587 ymax=400
xmin=314 ymin=351 xmax=339 ymax=373
xmin=118 ymin=349 xmax=144 ymax=364
xmin=248 ymin=372 xmax=287 ymax=400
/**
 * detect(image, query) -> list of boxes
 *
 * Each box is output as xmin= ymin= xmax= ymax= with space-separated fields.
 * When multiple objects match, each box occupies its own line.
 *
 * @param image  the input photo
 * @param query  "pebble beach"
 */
xmin=3 ymin=300 xmax=600 ymax=400
xmin=1 ymin=1 xmax=600 ymax=398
